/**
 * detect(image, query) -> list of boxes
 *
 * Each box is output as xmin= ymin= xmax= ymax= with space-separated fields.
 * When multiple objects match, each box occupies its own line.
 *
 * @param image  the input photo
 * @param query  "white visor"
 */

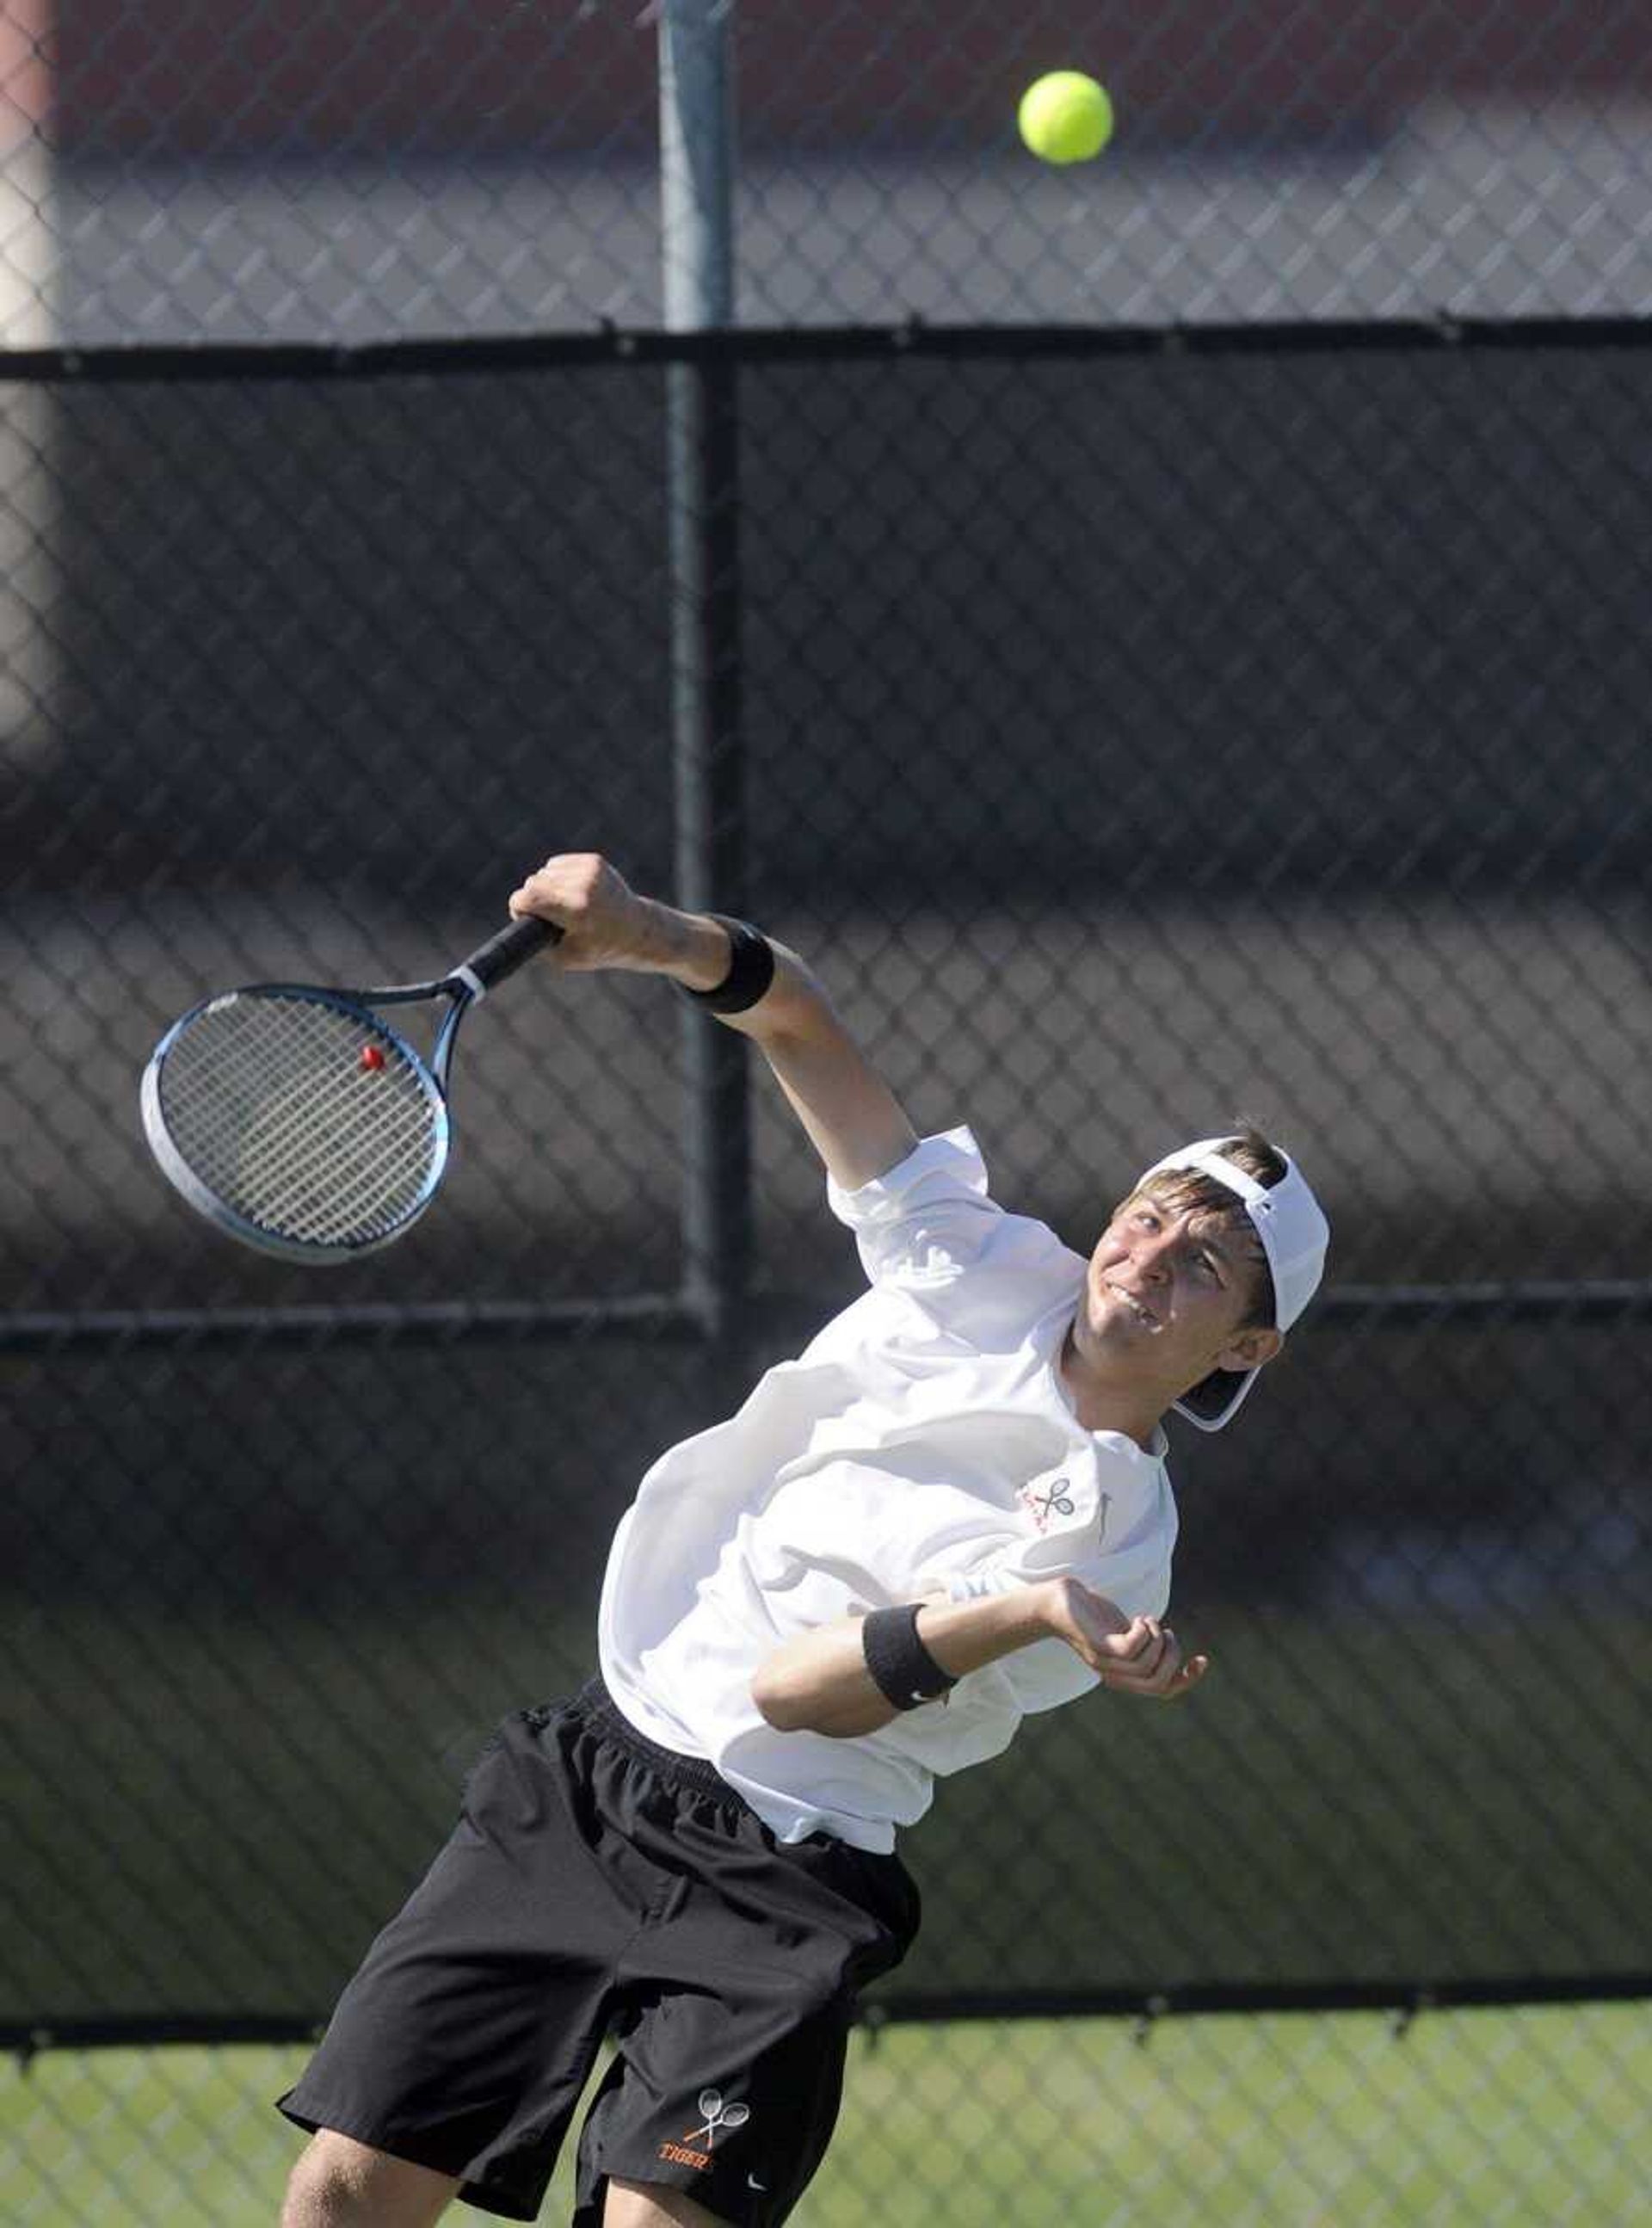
xmin=1137 ymin=1137 xmax=1330 ymax=1432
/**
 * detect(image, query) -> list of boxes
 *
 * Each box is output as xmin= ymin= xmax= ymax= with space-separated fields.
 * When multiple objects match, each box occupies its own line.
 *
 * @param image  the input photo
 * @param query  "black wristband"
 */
xmin=862 ymin=1603 xmax=959 ymax=1713
xmin=677 ymin=914 xmax=776 ymax=1015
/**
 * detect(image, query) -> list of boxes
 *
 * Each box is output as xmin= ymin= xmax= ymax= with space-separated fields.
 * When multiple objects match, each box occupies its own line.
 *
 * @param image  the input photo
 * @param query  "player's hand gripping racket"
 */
xmin=139 ymin=915 xmax=560 ymax=1263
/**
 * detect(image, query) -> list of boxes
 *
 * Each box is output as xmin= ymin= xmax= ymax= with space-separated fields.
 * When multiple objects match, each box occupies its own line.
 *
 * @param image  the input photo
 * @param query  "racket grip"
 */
xmin=459 ymin=914 xmax=563 ymax=992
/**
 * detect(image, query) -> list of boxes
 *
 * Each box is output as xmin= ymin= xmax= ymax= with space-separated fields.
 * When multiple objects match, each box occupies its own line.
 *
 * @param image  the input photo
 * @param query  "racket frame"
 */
xmin=139 ymin=915 xmax=560 ymax=1264
xmin=139 ymin=984 xmax=452 ymax=1264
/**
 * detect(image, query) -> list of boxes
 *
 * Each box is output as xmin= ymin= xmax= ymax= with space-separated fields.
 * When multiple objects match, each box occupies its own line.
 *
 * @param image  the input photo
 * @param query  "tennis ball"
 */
xmin=1018 ymin=71 xmax=1114 ymax=165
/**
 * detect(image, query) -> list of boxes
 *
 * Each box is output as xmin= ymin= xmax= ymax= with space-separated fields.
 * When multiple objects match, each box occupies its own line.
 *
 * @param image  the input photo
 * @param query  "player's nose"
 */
xmin=1127 ymin=1230 xmax=1176 ymax=1280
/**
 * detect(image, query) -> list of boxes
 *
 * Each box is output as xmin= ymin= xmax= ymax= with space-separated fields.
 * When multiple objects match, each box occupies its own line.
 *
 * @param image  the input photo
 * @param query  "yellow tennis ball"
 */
xmin=1018 ymin=71 xmax=1114 ymax=165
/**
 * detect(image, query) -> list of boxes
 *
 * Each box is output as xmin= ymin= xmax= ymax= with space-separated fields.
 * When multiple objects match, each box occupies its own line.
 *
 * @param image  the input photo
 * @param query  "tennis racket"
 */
xmin=139 ymin=914 xmax=560 ymax=1264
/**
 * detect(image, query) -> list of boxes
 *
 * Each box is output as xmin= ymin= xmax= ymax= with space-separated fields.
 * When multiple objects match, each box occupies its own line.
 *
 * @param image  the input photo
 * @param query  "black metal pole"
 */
xmin=668 ymin=352 xmax=748 ymax=1330
xmin=660 ymin=3 xmax=748 ymax=1337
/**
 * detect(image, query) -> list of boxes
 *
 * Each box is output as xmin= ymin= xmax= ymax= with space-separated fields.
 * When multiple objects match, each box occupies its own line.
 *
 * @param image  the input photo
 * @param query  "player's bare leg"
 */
xmin=606 ymin=2176 xmax=731 ymax=2227
xmin=280 ymin=2129 xmax=459 ymax=2227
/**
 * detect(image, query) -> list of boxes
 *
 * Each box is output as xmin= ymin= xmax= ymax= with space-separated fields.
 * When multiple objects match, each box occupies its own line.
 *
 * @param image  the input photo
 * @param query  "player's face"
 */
xmin=1079 ymin=1190 xmax=1279 ymax=1392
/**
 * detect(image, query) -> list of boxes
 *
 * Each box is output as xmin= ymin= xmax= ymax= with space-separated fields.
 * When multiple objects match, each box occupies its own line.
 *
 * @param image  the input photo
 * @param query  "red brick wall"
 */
xmin=3 ymin=0 xmax=50 ymax=145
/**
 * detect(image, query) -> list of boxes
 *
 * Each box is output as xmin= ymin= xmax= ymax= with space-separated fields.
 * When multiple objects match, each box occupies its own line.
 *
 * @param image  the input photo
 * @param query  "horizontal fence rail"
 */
xmin=7 ymin=309 xmax=1652 ymax=386
xmin=5 ymin=1279 xmax=1651 ymax=1355
xmin=12 ymin=1971 xmax=1652 ymax=2070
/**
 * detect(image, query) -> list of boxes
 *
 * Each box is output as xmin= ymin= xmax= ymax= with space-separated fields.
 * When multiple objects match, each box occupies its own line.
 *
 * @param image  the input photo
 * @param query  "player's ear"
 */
xmin=1214 ymin=1324 xmax=1283 ymax=1374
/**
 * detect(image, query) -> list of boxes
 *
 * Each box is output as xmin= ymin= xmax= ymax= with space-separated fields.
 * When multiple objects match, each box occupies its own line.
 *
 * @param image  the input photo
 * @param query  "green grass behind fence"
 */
xmin=9 ymin=1598 xmax=1652 ymax=2023
xmin=6 ymin=2005 xmax=1650 ymax=2227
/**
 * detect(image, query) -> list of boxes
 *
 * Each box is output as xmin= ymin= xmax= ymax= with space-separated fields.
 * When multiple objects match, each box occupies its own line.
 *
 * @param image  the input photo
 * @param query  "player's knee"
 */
xmin=604 ymin=2174 xmax=733 ymax=2227
xmin=280 ymin=2128 xmax=459 ymax=2227
xmin=280 ymin=2135 xmax=365 ymax=2228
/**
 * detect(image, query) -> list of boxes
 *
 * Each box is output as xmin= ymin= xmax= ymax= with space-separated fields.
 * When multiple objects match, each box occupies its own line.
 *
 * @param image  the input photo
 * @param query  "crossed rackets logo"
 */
xmin=1029 ymin=1478 xmax=1076 ymax=1523
xmin=1020 ymin=1477 xmax=1113 ymax=1539
xmin=684 ymin=2086 xmax=751 ymax=2151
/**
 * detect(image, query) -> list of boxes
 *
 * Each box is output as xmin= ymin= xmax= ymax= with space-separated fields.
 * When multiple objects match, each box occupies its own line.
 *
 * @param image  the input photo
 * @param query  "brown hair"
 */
xmin=1121 ymin=1123 xmax=1287 ymax=1330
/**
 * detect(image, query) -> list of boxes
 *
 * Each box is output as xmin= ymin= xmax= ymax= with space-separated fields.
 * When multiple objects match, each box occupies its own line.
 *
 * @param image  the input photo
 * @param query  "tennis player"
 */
xmin=277 ymin=853 xmax=1330 ymax=2228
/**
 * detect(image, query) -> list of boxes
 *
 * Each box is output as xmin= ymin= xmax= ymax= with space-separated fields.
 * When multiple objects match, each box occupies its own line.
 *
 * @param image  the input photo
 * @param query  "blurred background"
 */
xmin=3 ymin=4 xmax=1649 ymax=2223
xmin=30 ymin=0 xmax=1652 ymax=336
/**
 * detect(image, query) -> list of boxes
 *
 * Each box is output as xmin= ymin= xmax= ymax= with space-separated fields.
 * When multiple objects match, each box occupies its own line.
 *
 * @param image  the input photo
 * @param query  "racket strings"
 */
xmin=157 ymin=993 xmax=441 ymax=1248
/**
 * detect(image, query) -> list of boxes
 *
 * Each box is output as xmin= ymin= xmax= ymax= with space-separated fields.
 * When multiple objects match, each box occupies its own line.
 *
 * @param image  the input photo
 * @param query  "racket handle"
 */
xmin=458 ymin=914 xmax=563 ymax=993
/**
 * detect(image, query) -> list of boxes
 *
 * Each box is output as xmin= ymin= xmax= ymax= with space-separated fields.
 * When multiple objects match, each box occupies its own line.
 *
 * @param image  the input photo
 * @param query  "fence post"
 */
xmin=660 ymin=0 xmax=748 ymax=1336
xmin=0 ymin=0 xmax=58 ymax=779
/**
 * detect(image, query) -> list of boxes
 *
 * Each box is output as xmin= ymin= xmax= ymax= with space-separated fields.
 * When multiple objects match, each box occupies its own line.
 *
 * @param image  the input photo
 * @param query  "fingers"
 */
xmin=1042 ymin=1585 xmax=1207 ymax=1695
xmin=507 ymin=854 xmax=638 ymax=968
xmin=1163 ymin=1651 xmax=1211 ymax=1700
xmin=1099 ymin=1614 xmax=1162 ymax=1666
xmin=1058 ymin=1607 xmax=1160 ymax=1676
xmin=1098 ymin=1629 xmax=1211 ymax=1700
xmin=508 ymin=878 xmax=556 ymax=926
xmin=509 ymin=860 xmax=578 ymax=923
xmin=1064 ymin=1578 xmax=1131 ymax=1636
xmin=509 ymin=852 xmax=613 ymax=914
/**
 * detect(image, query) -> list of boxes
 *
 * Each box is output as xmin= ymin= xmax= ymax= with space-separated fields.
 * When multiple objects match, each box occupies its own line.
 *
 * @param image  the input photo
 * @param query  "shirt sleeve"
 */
xmin=825 ymin=1126 xmax=1004 ymax=1293
xmin=915 ymin=1488 xmax=1176 ymax=1716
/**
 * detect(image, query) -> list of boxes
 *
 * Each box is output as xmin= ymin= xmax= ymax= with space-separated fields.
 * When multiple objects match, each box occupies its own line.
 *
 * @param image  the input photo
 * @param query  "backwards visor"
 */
xmin=1137 ymin=1138 xmax=1330 ymax=1431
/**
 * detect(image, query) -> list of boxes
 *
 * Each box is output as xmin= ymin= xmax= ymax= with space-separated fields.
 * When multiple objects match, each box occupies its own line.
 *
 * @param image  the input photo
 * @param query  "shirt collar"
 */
xmin=1092 ymin=1422 xmax=1169 ymax=1465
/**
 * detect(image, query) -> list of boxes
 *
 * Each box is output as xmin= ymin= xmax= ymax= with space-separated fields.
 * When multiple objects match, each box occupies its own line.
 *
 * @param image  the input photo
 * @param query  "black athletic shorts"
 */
xmin=276 ymin=1678 xmax=921 ymax=2224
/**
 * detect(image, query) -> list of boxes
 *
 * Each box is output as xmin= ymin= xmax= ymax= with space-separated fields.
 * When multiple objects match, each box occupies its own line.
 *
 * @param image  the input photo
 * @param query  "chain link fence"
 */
xmin=6 ymin=1 xmax=1652 ymax=343
xmin=4 ymin=5 xmax=1652 ymax=2225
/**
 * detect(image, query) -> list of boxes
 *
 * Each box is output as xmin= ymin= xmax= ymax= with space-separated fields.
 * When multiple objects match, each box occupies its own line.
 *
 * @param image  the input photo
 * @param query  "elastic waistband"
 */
xmin=570 ymin=1676 xmax=741 ymax=1804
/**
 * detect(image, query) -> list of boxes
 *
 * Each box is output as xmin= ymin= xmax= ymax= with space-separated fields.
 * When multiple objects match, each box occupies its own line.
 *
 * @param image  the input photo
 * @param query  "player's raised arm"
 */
xmin=509 ymin=851 xmax=916 ymax=1192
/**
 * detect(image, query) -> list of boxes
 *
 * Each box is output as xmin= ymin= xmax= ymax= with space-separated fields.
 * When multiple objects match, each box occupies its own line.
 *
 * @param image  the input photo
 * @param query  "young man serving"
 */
xmin=277 ymin=853 xmax=1330 ymax=2228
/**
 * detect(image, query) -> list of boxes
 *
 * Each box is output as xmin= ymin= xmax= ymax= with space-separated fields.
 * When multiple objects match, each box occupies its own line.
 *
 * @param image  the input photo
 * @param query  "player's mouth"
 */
xmin=1102 ymin=1281 xmax=1159 ymax=1330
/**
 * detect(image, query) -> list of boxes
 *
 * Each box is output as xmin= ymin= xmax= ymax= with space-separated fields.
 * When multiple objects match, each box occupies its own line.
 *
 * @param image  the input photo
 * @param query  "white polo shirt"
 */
xmin=597 ymin=1127 xmax=1178 ymax=1853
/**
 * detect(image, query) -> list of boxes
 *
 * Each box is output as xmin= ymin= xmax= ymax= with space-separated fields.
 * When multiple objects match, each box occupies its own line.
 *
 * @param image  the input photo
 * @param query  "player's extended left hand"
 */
xmin=1041 ymin=1574 xmax=1210 ymax=1701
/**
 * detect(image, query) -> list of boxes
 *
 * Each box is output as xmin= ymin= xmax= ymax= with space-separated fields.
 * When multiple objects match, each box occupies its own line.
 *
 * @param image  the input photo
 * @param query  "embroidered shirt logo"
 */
xmin=658 ymin=2087 xmax=751 ymax=2172
xmin=1020 ymin=1476 xmax=1075 ymax=1531
xmin=1018 ymin=1478 xmax=1113 ymax=1542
